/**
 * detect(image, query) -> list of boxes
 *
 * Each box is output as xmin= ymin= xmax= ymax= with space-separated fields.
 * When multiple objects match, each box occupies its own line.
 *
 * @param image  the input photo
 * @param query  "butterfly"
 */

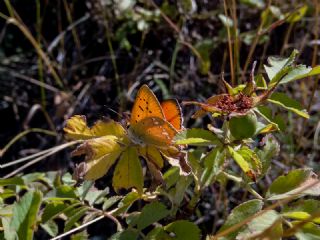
xmin=128 ymin=84 xmax=183 ymax=148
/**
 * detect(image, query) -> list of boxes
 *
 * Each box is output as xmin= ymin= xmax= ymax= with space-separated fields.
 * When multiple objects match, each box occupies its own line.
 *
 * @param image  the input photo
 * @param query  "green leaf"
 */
xmin=255 ymin=135 xmax=280 ymax=177
xmin=46 ymin=185 xmax=77 ymax=199
xmin=286 ymin=5 xmax=308 ymax=23
xmin=280 ymin=65 xmax=320 ymax=85
xmin=0 ymin=177 xmax=25 ymax=186
xmin=266 ymin=169 xmax=320 ymax=200
xmin=265 ymin=49 xmax=298 ymax=83
xmin=163 ymin=167 xmax=180 ymax=189
xmin=295 ymin=222 xmax=320 ymax=240
xmin=195 ymin=39 xmax=215 ymax=74
xmin=114 ymin=191 xmax=140 ymax=216
xmin=2 ymin=217 xmax=16 ymax=240
xmin=218 ymin=199 xmax=264 ymax=240
xmin=10 ymin=191 xmax=42 ymax=240
xmin=113 ymin=147 xmax=143 ymax=194
xmin=200 ymin=147 xmax=226 ymax=187
xmin=71 ymin=230 xmax=89 ymax=240
xmin=146 ymin=227 xmax=170 ymax=239
xmin=227 ymin=146 xmax=257 ymax=181
xmin=282 ymin=199 xmax=320 ymax=224
xmin=135 ymin=202 xmax=170 ymax=230
xmin=110 ymin=229 xmax=139 ymax=240
xmin=41 ymin=201 xmax=67 ymax=223
xmin=268 ymin=92 xmax=309 ymax=118
xmin=64 ymin=206 xmax=88 ymax=231
xmin=174 ymin=128 xmax=220 ymax=146
xmin=240 ymin=0 xmax=265 ymax=8
xmin=237 ymin=146 xmax=262 ymax=180
xmin=40 ymin=220 xmax=58 ymax=237
xmin=103 ymin=196 xmax=122 ymax=211
xmin=164 ymin=220 xmax=201 ymax=240
xmin=236 ymin=210 xmax=282 ymax=240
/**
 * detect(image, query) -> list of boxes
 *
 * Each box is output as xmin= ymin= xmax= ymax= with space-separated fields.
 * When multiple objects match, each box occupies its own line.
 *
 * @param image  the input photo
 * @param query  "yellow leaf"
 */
xmin=64 ymin=115 xmax=127 ymax=141
xmin=72 ymin=136 xmax=123 ymax=180
xmin=113 ymin=147 xmax=143 ymax=194
xmin=139 ymin=146 xmax=164 ymax=169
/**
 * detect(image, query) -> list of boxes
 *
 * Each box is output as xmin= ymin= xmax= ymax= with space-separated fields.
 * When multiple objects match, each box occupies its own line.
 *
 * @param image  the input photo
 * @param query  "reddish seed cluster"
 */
xmin=215 ymin=93 xmax=253 ymax=114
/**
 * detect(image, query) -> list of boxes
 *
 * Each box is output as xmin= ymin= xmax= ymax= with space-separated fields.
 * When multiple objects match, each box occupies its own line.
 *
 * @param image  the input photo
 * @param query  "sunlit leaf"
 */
xmin=280 ymin=65 xmax=320 ymax=85
xmin=10 ymin=191 xmax=42 ymax=240
xmin=139 ymin=146 xmax=164 ymax=169
xmin=110 ymin=229 xmax=139 ymax=240
xmin=268 ymin=92 xmax=309 ymax=118
xmin=174 ymin=128 xmax=220 ymax=146
xmin=72 ymin=136 xmax=124 ymax=180
xmin=282 ymin=199 xmax=320 ymax=224
xmin=64 ymin=115 xmax=127 ymax=140
xmin=237 ymin=146 xmax=262 ymax=180
xmin=237 ymin=210 xmax=282 ymax=240
xmin=217 ymin=199 xmax=264 ymax=240
xmin=295 ymin=222 xmax=320 ymax=240
xmin=227 ymin=146 xmax=258 ymax=181
xmin=0 ymin=177 xmax=25 ymax=186
xmin=286 ymin=5 xmax=308 ymax=23
xmin=267 ymin=169 xmax=320 ymax=200
xmin=265 ymin=49 xmax=298 ymax=83
xmin=113 ymin=147 xmax=143 ymax=194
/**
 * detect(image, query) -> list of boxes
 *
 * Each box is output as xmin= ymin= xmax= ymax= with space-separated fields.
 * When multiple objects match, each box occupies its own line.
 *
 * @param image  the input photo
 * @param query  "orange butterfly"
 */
xmin=128 ymin=84 xmax=183 ymax=148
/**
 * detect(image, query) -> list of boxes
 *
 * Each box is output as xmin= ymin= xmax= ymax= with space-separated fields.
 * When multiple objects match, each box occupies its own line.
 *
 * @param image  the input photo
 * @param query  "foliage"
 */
xmin=1 ymin=1 xmax=320 ymax=240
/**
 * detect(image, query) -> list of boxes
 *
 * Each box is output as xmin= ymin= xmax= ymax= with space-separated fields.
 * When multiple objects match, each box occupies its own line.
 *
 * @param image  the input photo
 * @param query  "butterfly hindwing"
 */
xmin=161 ymin=99 xmax=183 ymax=131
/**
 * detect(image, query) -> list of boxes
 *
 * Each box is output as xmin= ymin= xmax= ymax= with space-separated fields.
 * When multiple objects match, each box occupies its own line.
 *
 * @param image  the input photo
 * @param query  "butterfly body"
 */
xmin=129 ymin=85 xmax=182 ymax=148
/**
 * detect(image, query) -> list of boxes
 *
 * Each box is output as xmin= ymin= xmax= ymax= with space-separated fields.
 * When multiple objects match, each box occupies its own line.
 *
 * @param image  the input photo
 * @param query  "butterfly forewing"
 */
xmin=161 ymin=99 xmax=183 ymax=131
xmin=130 ymin=85 xmax=164 ymax=126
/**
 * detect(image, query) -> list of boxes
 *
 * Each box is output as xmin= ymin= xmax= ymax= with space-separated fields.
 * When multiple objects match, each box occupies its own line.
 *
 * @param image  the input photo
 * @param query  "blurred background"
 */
xmin=0 ymin=0 xmax=319 ymax=235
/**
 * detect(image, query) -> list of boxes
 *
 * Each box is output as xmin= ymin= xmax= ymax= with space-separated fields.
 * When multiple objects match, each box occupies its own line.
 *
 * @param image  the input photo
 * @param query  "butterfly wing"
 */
xmin=161 ymin=99 xmax=183 ymax=131
xmin=129 ymin=117 xmax=177 ymax=148
xmin=130 ymin=84 xmax=164 ymax=126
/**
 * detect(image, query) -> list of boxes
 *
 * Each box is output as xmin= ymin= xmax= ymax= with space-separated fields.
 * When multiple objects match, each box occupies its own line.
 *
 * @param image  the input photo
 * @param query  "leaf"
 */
xmin=174 ymin=128 xmax=220 ymax=146
xmin=280 ymin=65 xmax=320 ymax=85
xmin=195 ymin=39 xmax=215 ymax=74
xmin=114 ymin=191 xmax=140 ymax=216
xmin=240 ymin=0 xmax=265 ymax=8
xmin=0 ymin=177 xmax=25 ymax=186
xmin=200 ymin=147 xmax=226 ymax=187
xmin=265 ymin=49 xmax=298 ymax=83
xmin=217 ymin=199 xmax=264 ymax=240
xmin=286 ymin=5 xmax=308 ymax=23
xmin=110 ymin=229 xmax=139 ymax=240
xmin=236 ymin=210 xmax=282 ymax=240
xmin=73 ymin=136 xmax=124 ymax=180
xmin=146 ymin=227 xmax=170 ymax=239
xmin=46 ymin=185 xmax=77 ymax=199
xmin=71 ymin=230 xmax=89 ymax=240
xmin=268 ymin=92 xmax=309 ymax=118
xmin=164 ymin=220 xmax=201 ymax=240
xmin=139 ymin=146 xmax=164 ymax=169
xmin=135 ymin=202 xmax=170 ymax=230
xmin=255 ymin=135 xmax=280 ymax=177
xmin=227 ymin=146 xmax=256 ymax=181
xmin=64 ymin=206 xmax=88 ymax=231
xmin=237 ymin=146 xmax=262 ymax=180
xmin=10 ymin=191 xmax=42 ymax=240
xmin=41 ymin=201 xmax=67 ymax=223
xmin=282 ymin=199 xmax=320 ymax=224
xmin=113 ymin=147 xmax=143 ymax=194
xmin=2 ymin=216 xmax=16 ymax=240
xmin=64 ymin=115 xmax=127 ymax=140
xmin=40 ymin=220 xmax=58 ymax=237
xmin=103 ymin=196 xmax=122 ymax=211
xmin=295 ymin=222 xmax=320 ymax=240
xmin=266 ymin=169 xmax=320 ymax=200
